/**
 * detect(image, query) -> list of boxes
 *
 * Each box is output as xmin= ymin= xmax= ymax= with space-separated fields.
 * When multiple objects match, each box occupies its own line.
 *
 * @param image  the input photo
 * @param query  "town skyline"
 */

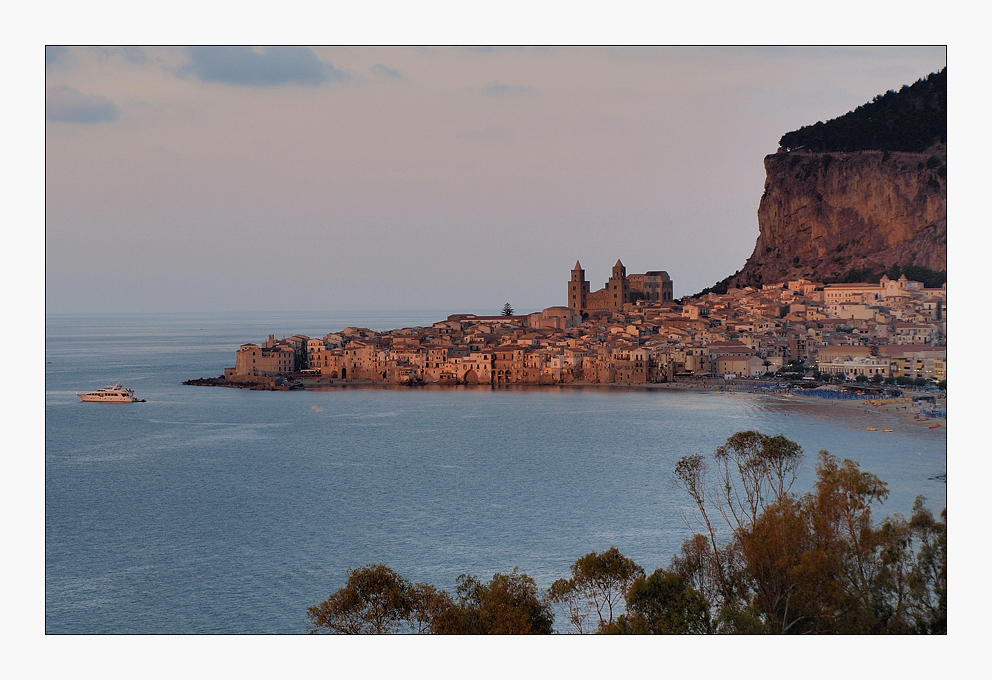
xmin=207 ymin=260 xmax=946 ymax=391
xmin=46 ymin=46 xmax=946 ymax=314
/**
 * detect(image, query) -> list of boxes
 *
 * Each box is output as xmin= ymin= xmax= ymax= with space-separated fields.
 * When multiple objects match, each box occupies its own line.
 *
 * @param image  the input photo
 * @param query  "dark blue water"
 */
xmin=45 ymin=313 xmax=947 ymax=633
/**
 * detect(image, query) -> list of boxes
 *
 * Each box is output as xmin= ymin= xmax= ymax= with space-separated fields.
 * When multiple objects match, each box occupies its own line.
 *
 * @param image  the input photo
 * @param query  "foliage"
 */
xmin=777 ymin=360 xmax=806 ymax=378
xmin=691 ymin=270 xmax=739 ymax=298
xmin=671 ymin=433 xmax=947 ymax=634
xmin=669 ymin=534 xmax=726 ymax=609
xmin=501 ymin=302 xmax=514 ymax=316
xmin=434 ymin=569 xmax=554 ymax=634
xmin=548 ymin=547 xmax=645 ymax=633
xmin=827 ymin=264 xmax=947 ymax=287
xmin=306 ymin=564 xmax=415 ymax=634
xmin=407 ymin=582 xmax=455 ymax=634
xmin=839 ymin=267 xmax=877 ymax=284
xmin=603 ymin=569 xmax=712 ymax=634
xmin=309 ymin=432 xmax=945 ymax=635
xmin=778 ymin=69 xmax=946 ymax=153
xmin=715 ymin=431 xmax=804 ymax=524
xmin=885 ymin=264 xmax=947 ymax=288
xmin=308 ymin=565 xmax=552 ymax=634
xmin=904 ymin=499 xmax=947 ymax=633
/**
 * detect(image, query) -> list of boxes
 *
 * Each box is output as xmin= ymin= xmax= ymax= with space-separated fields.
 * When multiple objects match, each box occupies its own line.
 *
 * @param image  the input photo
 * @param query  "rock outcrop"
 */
xmin=732 ymin=144 xmax=946 ymax=288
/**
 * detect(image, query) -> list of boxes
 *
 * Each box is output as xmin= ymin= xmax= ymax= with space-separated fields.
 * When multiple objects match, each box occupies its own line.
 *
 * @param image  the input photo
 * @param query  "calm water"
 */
xmin=45 ymin=312 xmax=947 ymax=633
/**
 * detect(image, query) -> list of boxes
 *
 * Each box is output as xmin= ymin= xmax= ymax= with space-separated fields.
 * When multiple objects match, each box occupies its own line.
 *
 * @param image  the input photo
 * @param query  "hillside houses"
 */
xmin=223 ymin=273 xmax=946 ymax=387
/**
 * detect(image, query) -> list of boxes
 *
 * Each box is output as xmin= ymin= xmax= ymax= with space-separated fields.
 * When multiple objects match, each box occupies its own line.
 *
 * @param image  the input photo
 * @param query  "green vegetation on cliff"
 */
xmin=779 ymin=68 xmax=946 ymax=153
xmin=831 ymin=263 xmax=947 ymax=287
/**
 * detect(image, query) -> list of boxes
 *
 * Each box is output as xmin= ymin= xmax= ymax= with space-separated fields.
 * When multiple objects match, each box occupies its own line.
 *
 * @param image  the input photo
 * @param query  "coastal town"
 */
xmin=201 ymin=260 xmax=947 ymax=392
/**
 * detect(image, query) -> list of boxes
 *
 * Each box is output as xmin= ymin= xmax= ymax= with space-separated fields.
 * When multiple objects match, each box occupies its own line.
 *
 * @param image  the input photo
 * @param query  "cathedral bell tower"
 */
xmin=608 ymin=259 xmax=629 ymax=310
xmin=568 ymin=260 xmax=589 ymax=313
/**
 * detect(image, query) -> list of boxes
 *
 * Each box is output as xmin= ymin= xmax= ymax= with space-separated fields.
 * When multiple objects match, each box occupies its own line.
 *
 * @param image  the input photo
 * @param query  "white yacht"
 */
xmin=77 ymin=382 xmax=142 ymax=403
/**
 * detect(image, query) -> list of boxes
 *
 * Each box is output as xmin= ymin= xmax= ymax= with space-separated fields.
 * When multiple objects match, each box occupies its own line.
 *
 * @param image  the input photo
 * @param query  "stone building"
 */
xmin=526 ymin=306 xmax=583 ymax=330
xmin=229 ymin=342 xmax=296 ymax=377
xmin=815 ymin=356 xmax=891 ymax=380
xmin=822 ymin=274 xmax=926 ymax=306
xmin=493 ymin=344 xmax=527 ymax=385
xmin=568 ymin=260 xmax=672 ymax=315
xmin=628 ymin=271 xmax=674 ymax=303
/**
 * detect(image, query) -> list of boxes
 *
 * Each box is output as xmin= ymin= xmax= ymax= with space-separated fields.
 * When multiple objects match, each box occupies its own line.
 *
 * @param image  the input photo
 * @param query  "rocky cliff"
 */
xmin=731 ymin=144 xmax=946 ymax=288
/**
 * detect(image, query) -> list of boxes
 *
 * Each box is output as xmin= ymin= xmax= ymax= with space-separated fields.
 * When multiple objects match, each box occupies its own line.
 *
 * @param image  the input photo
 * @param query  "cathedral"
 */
xmin=568 ymin=260 xmax=673 ymax=315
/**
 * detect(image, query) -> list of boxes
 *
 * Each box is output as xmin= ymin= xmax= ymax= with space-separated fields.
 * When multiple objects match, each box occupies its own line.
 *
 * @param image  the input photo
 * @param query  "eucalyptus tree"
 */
xmin=671 ymin=432 xmax=946 ymax=634
xmin=548 ymin=547 xmax=645 ymax=633
xmin=672 ymin=430 xmax=802 ymax=614
xmin=307 ymin=564 xmax=414 ymax=634
xmin=435 ymin=569 xmax=554 ymax=634
xmin=308 ymin=565 xmax=554 ymax=634
xmin=604 ymin=569 xmax=712 ymax=634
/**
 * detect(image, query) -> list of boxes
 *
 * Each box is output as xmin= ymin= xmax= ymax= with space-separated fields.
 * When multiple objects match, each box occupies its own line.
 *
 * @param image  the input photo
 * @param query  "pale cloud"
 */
xmin=45 ymin=85 xmax=118 ymax=123
xmin=370 ymin=63 xmax=406 ymax=81
xmin=45 ymin=46 xmax=68 ymax=67
xmin=180 ymin=46 xmax=347 ymax=86
xmin=99 ymin=46 xmax=148 ymax=65
xmin=482 ymin=81 xmax=532 ymax=95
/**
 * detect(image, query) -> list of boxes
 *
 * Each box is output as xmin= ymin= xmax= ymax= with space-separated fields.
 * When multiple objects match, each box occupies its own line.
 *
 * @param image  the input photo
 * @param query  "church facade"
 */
xmin=568 ymin=260 xmax=673 ymax=315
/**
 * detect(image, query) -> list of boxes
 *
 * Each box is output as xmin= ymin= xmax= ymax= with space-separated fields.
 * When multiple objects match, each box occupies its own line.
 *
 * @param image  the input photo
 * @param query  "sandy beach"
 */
xmin=773 ymin=389 xmax=947 ymax=432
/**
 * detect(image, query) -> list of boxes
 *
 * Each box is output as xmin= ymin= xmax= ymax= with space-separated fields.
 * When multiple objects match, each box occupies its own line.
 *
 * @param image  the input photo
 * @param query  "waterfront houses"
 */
xmin=222 ymin=265 xmax=946 ymax=387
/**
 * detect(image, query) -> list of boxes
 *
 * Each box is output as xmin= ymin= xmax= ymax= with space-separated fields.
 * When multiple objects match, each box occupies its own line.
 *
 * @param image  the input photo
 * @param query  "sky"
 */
xmin=45 ymin=46 xmax=946 ymax=314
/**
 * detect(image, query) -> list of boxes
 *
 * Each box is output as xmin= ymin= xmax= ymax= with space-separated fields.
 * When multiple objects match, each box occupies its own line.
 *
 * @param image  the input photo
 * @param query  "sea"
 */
xmin=45 ymin=311 xmax=947 ymax=634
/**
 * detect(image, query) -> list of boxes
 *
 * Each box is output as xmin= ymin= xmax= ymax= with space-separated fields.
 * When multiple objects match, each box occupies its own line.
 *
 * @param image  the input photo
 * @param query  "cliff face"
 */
xmin=732 ymin=145 xmax=946 ymax=287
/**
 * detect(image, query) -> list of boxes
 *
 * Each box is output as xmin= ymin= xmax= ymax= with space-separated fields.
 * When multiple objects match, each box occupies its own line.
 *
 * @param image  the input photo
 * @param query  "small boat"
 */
xmin=77 ymin=382 xmax=143 ymax=403
xmin=881 ymin=428 xmax=892 ymax=433
xmin=928 ymin=424 xmax=941 ymax=429
xmin=866 ymin=427 xmax=877 ymax=431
